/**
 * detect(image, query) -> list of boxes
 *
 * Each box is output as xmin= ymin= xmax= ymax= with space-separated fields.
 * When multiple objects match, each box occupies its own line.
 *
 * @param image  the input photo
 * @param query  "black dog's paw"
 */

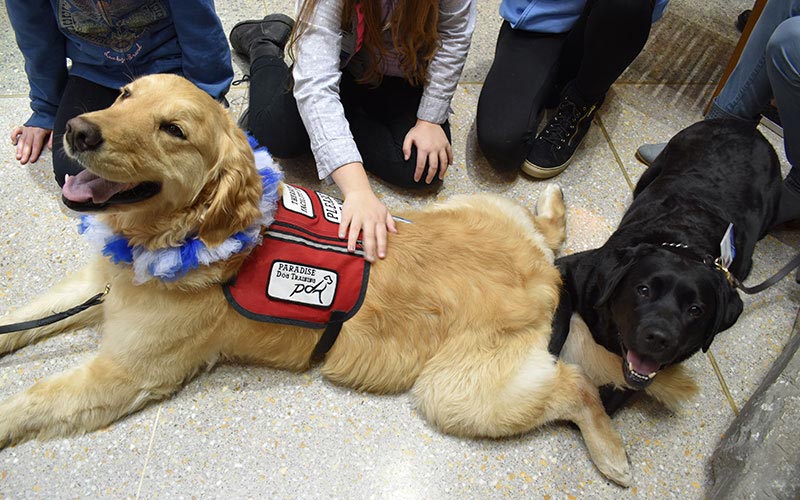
xmin=599 ymin=385 xmax=639 ymax=416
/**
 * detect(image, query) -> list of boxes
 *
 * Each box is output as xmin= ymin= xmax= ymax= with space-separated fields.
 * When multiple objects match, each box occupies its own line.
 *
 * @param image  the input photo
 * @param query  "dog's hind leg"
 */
xmin=0 ymin=259 xmax=107 ymax=356
xmin=534 ymin=184 xmax=566 ymax=252
xmin=412 ymin=330 xmax=631 ymax=487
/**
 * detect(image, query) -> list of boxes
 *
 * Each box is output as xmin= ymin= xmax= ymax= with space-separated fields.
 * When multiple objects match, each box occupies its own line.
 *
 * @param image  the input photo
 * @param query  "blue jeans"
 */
xmin=707 ymin=0 xmax=800 ymax=182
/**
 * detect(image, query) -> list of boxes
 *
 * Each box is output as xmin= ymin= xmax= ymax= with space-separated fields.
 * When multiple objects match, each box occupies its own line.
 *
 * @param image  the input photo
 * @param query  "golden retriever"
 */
xmin=0 ymin=74 xmax=630 ymax=486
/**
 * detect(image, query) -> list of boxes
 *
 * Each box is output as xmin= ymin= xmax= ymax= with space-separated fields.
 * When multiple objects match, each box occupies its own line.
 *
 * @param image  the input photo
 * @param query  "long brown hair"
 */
xmin=291 ymin=0 xmax=440 ymax=87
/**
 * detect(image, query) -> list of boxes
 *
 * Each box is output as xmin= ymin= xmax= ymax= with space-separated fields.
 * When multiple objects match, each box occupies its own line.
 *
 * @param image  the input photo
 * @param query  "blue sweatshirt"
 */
xmin=500 ymin=0 xmax=670 ymax=33
xmin=6 ymin=0 xmax=234 ymax=129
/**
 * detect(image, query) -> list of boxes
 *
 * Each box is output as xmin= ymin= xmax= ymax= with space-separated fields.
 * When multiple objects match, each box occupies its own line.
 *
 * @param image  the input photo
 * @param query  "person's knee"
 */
xmin=767 ymin=17 xmax=800 ymax=81
xmin=477 ymin=125 xmax=526 ymax=171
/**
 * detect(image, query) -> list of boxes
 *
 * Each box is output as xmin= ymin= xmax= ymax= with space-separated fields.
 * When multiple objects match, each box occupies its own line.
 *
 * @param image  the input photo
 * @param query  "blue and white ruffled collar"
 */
xmin=78 ymin=136 xmax=283 ymax=284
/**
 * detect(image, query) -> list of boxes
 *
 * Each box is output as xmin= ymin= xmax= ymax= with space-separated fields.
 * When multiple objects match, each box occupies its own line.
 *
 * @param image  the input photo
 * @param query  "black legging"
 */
xmin=51 ymin=76 xmax=120 ymax=187
xmin=477 ymin=0 xmax=655 ymax=171
xmin=558 ymin=0 xmax=656 ymax=102
xmin=247 ymin=55 xmax=450 ymax=189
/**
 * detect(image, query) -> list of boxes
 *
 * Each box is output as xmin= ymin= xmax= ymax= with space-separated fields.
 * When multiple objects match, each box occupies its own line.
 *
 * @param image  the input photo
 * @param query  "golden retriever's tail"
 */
xmin=534 ymin=184 xmax=566 ymax=252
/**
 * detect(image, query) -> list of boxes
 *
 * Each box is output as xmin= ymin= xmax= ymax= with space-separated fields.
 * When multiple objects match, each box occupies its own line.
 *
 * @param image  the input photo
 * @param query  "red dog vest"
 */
xmin=224 ymin=185 xmax=370 ymax=335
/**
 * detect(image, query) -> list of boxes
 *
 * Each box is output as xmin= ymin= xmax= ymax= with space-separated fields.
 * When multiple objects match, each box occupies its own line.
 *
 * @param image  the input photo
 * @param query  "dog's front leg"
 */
xmin=0 ymin=351 xmax=180 ymax=448
xmin=0 ymin=258 xmax=108 ymax=356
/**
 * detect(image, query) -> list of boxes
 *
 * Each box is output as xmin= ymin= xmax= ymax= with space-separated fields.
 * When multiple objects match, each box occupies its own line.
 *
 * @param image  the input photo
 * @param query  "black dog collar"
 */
xmin=662 ymin=241 xmax=800 ymax=295
xmin=659 ymin=242 xmax=736 ymax=287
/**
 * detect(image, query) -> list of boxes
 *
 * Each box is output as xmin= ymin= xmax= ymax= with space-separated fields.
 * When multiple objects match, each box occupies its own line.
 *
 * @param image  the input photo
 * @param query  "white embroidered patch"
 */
xmin=317 ymin=192 xmax=342 ymax=224
xmin=282 ymin=184 xmax=314 ymax=218
xmin=267 ymin=261 xmax=338 ymax=307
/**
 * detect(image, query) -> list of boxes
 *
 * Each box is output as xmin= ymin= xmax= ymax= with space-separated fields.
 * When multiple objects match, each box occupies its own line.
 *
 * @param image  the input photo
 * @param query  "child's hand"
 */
xmin=11 ymin=125 xmax=53 ymax=164
xmin=403 ymin=119 xmax=453 ymax=184
xmin=339 ymin=188 xmax=396 ymax=262
xmin=331 ymin=162 xmax=397 ymax=262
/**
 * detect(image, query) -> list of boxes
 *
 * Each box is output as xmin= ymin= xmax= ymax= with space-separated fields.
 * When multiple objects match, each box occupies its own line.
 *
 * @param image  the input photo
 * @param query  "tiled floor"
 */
xmin=0 ymin=1 xmax=797 ymax=499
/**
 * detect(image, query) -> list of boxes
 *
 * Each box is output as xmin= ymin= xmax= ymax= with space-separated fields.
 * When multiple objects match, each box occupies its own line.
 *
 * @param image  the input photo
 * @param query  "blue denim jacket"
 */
xmin=500 ymin=0 xmax=670 ymax=33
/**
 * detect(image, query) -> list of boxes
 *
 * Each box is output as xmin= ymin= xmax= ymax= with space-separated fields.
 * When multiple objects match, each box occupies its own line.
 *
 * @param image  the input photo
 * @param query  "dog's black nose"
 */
xmin=641 ymin=328 xmax=673 ymax=355
xmin=65 ymin=117 xmax=103 ymax=152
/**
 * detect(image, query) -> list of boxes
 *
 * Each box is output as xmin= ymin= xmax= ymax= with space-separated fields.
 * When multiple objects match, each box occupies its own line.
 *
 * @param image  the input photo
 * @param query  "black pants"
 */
xmin=247 ymin=55 xmax=450 ymax=189
xmin=51 ymin=76 xmax=120 ymax=187
xmin=477 ymin=0 xmax=655 ymax=171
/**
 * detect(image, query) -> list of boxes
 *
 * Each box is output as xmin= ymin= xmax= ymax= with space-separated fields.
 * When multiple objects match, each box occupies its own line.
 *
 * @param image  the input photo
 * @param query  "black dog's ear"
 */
xmin=703 ymin=277 xmax=744 ymax=352
xmin=595 ymin=245 xmax=648 ymax=308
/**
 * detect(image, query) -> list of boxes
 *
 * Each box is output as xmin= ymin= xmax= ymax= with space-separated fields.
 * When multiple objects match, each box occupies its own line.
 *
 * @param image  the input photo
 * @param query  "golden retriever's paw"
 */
xmin=582 ymin=421 xmax=632 ymax=487
xmin=536 ymin=183 xmax=564 ymax=216
xmin=0 ymin=411 xmax=24 ymax=450
xmin=0 ymin=392 xmax=51 ymax=449
xmin=534 ymin=183 xmax=567 ymax=251
xmin=0 ymin=333 xmax=22 ymax=357
xmin=536 ymin=182 xmax=564 ymax=212
xmin=0 ymin=429 xmax=13 ymax=451
xmin=596 ymin=448 xmax=632 ymax=488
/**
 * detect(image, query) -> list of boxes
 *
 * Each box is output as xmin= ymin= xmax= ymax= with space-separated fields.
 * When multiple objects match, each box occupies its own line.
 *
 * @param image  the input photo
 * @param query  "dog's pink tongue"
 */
xmin=627 ymin=350 xmax=659 ymax=375
xmin=62 ymin=170 xmax=132 ymax=204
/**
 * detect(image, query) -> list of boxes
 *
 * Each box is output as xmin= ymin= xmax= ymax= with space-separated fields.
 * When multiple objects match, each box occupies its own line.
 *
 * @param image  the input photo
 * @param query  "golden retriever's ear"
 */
xmin=197 ymin=127 xmax=262 ymax=247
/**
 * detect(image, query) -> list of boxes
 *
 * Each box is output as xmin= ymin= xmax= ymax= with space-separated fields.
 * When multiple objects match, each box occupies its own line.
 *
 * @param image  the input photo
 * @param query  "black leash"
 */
xmin=661 ymin=242 xmax=800 ymax=295
xmin=729 ymin=252 xmax=800 ymax=295
xmin=0 ymin=285 xmax=110 ymax=335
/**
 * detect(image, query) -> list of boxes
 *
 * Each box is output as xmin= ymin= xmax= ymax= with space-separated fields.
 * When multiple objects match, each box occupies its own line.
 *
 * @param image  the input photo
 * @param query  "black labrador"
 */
xmin=552 ymin=119 xmax=782 ymax=414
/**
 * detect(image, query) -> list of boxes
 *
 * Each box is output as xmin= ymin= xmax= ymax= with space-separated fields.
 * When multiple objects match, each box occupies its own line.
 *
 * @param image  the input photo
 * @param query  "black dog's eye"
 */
xmin=636 ymin=285 xmax=650 ymax=298
xmin=688 ymin=305 xmax=704 ymax=317
xmin=160 ymin=122 xmax=186 ymax=139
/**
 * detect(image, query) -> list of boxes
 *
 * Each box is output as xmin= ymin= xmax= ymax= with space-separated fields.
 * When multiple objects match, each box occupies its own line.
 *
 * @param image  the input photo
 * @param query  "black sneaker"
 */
xmin=736 ymin=9 xmax=751 ymax=33
xmin=230 ymin=13 xmax=295 ymax=62
xmin=522 ymin=83 xmax=602 ymax=179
